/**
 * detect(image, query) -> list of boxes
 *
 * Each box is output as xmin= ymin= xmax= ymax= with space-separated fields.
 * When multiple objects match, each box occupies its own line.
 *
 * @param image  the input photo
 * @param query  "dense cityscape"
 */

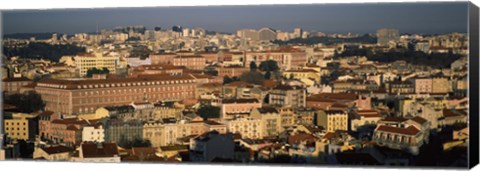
xmin=0 ymin=23 xmax=469 ymax=167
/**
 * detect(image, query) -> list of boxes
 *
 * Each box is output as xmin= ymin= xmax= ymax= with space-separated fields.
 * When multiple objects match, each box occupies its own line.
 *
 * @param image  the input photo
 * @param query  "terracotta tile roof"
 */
xmin=257 ymin=107 xmax=279 ymax=114
xmin=410 ymin=116 xmax=427 ymax=124
xmin=42 ymin=146 xmax=74 ymax=155
xmin=380 ymin=117 xmax=407 ymax=123
xmin=376 ymin=125 xmax=420 ymax=136
xmin=2 ymin=77 xmax=32 ymax=82
xmin=81 ymin=142 xmax=119 ymax=158
xmin=37 ymin=74 xmax=196 ymax=90
xmin=222 ymin=98 xmax=259 ymax=104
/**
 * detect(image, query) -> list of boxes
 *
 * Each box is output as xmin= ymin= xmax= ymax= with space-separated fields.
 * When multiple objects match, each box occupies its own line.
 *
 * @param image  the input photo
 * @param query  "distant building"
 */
xmin=376 ymin=28 xmax=400 ymax=46
xmin=173 ymin=55 xmax=206 ymax=70
xmin=258 ymin=28 xmax=277 ymax=41
xmin=74 ymin=52 xmax=120 ymax=77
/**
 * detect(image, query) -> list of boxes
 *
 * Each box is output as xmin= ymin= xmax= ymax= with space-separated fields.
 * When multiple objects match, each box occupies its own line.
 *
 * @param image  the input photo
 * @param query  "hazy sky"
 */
xmin=1 ymin=2 xmax=468 ymax=35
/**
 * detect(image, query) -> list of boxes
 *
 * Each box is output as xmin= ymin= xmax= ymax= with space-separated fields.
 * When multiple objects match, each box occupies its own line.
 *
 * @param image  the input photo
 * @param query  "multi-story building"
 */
xmin=376 ymin=28 xmax=400 ymax=46
xmin=250 ymin=107 xmax=282 ymax=137
xmin=3 ymin=113 xmax=38 ymax=141
xmin=372 ymin=116 xmax=430 ymax=155
xmin=227 ymin=117 xmax=263 ymax=139
xmin=316 ymin=110 xmax=348 ymax=132
xmin=41 ymin=118 xmax=90 ymax=146
xmin=386 ymin=80 xmax=415 ymax=94
xmin=189 ymin=130 xmax=234 ymax=162
xmin=431 ymin=74 xmax=450 ymax=93
xmin=150 ymin=53 xmax=177 ymax=65
xmin=217 ymin=66 xmax=249 ymax=78
xmin=128 ymin=64 xmax=183 ymax=78
xmin=2 ymin=77 xmax=33 ymax=94
xmin=349 ymin=110 xmax=382 ymax=131
xmin=74 ymin=52 xmax=120 ymax=77
xmin=172 ymin=55 xmax=206 ymax=70
xmin=269 ymin=85 xmax=306 ymax=108
xmin=413 ymin=74 xmax=450 ymax=94
xmin=82 ymin=125 xmax=105 ymax=143
xmin=244 ymin=47 xmax=307 ymax=70
xmin=258 ymin=27 xmax=277 ymax=41
xmin=104 ymin=119 xmax=144 ymax=145
xmin=294 ymin=107 xmax=317 ymax=125
xmin=283 ymin=69 xmax=321 ymax=86
xmin=414 ymin=77 xmax=433 ymax=94
xmin=220 ymin=99 xmax=262 ymax=120
xmin=35 ymin=74 xmax=197 ymax=115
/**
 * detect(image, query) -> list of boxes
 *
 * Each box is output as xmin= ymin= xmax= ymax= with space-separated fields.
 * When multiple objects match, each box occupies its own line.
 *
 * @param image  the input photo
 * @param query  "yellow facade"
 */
xmin=77 ymin=107 xmax=110 ymax=120
xmin=75 ymin=52 xmax=119 ymax=76
xmin=4 ymin=113 xmax=36 ymax=140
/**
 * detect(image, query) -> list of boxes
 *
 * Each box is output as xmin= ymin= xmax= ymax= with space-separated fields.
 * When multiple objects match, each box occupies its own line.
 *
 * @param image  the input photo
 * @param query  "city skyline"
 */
xmin=2 ymin=2 xmax=468 ymax=35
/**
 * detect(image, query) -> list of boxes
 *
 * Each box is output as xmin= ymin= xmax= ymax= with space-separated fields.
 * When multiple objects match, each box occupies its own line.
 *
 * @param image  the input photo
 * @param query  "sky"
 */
xmin=1 ymin=2 xmax=469 ymax=35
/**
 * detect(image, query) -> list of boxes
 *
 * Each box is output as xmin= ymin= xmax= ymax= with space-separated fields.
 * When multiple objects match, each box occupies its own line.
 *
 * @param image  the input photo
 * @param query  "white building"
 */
xmin=82 ymin=126 xmax=105 ymax=143
xmin=125 ymin=57 xmax=151 ymax=68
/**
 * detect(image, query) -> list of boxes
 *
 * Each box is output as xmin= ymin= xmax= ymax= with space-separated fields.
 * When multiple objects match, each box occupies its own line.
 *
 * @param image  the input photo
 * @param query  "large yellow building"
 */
xmin=316 ymin=110 xmax=348 ymax=132
xmin=4 ymin=113 xmax=38 ymax=140
xmin=283 ymin=69 xmax=321 ymax=86
xmin=75 ymin=52 xmax=119 ymax=76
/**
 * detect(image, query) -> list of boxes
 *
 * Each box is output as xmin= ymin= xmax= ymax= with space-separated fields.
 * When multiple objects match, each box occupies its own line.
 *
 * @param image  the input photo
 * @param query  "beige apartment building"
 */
xmin=35 ymin=75 xmax=197 ymax=115
xmin=75 ymin=52 xmax=119 ymax=76
xmin=227 ymin=117 xmax=263 ymax=139
xmin=4 ymin=113 xmax=38 ymax=140
xmin=316 ymin=110 xmax=348 ymax=132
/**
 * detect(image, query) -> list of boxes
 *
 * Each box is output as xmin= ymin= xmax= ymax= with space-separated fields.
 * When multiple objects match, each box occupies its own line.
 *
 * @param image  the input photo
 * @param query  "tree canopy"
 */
xmin=3 ymin=42 xmax=85 ymax=62
xmin=4 ymin=91 xmax=45 ymax=113
xmin=240 ymin=71 xmax=264 ymax=85
xmin=249 ymin=61 xmax=258 ymax=71
xmin=86 ymin=67 xmax=110 ymax=77
xmin=197 ymin=104 xmax=221 ymax=120
xmin=259 ymin=60 xmax=279 ymax=72
xmin=223 ymin=76 xmax=239 ymax=84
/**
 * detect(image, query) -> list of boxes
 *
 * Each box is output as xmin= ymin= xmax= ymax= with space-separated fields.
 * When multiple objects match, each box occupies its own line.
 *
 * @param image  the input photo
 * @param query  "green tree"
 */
xmin=249 ymin=61 xmax=257 ymax=71
xmin=197 ymin=105 xmax=221 ymax=120
xmin=4 ymin=91 xmax=45 ymax=113
xmin=86 ymin=67 xmax=110 ymax=77
xmin=223 ymin=76 xmax=233 ymax=84
xmin=264 ymin=71 xmax=271 ymax=80
xmin=259 ymin=60 xmax=279 ymax=72
xmin=240 ymin=71 xmax=264 ymax=85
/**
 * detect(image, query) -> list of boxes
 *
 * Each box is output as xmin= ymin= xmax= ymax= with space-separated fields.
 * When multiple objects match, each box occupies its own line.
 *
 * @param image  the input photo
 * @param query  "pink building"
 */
xmin=40 ymin=118 xmax=92 ymax=146
xmin=173 ymin=55 xmax=206 ymax=70
xmin=220 ymin=99 xmax=262 ymax=120
xmin=415 ymin=77 xmax=433 ymax=93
